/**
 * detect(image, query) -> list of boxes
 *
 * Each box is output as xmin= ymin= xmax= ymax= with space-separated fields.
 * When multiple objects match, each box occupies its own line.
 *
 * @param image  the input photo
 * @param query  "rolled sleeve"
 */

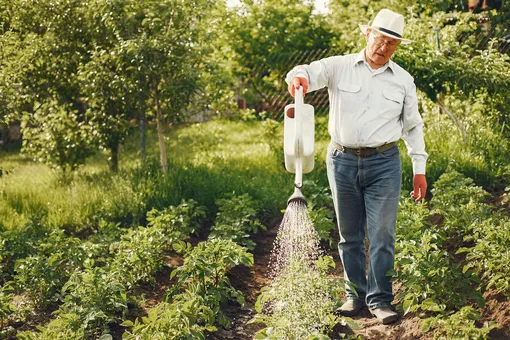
xmin=285 ymin=57 xmax=335 ymax=93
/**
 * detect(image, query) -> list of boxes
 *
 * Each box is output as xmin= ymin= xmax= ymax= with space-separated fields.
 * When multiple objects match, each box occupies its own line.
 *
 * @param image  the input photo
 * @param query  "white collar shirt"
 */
xmin=285 ymin=49 xmax=428 ymax=174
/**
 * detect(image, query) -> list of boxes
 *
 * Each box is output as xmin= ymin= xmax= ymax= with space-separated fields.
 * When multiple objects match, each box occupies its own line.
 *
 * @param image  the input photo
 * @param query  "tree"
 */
xmin=227 ymin=0 xmax=336 ymax=113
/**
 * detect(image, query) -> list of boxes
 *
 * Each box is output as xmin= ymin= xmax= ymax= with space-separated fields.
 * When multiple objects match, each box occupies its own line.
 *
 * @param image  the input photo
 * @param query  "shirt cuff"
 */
xmin=412 ymin=157 xmax=427 ymax=175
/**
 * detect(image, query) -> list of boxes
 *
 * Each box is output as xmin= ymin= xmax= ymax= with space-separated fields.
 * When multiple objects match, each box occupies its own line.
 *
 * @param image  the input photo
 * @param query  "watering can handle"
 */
xmin=295 ymin=86 xmax=304 ymax=105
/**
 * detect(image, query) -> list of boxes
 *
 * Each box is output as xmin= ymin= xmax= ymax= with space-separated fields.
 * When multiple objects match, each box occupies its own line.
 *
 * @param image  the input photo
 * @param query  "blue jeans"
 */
xmin=326 ymin=142 xmax=401 ymax=309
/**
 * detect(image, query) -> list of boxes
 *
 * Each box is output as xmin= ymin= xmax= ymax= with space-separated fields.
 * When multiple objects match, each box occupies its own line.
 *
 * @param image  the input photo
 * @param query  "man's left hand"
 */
xmin=410 ymin=174 xmax=427 ymax=201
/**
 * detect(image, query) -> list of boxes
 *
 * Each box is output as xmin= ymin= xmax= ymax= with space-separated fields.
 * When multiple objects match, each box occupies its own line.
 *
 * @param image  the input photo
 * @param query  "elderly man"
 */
xmin=286 ymin=9 xmax=428 ymax=324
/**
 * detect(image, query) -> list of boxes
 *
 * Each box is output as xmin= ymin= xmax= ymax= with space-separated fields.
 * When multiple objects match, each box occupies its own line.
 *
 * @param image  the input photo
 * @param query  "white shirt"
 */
xmin=285 ymin=49 xmax=428 ymax=175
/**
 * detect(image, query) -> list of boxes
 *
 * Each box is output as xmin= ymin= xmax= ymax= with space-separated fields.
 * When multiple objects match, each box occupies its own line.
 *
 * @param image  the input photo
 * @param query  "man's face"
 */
xmin=365 ymin=29 xmax=400 ymax=67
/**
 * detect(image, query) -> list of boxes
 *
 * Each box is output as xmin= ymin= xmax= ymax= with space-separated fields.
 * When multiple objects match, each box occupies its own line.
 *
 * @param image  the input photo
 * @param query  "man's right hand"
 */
xmin=288 ymin=76 xmax=309 ymax=97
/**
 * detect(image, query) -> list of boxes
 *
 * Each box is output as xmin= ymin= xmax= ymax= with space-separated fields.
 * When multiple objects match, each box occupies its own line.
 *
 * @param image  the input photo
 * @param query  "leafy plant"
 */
xmin=13 ymin=230 xmax=85 ymax=309
xmin=146 ymin=199 xmax=207 ymax=243
xmin=209 ymin=193 xmax=266 ymax=250
xmin=0 ymin=218 xmax=48 ymax=283
xmin=109 ymin=226 xmax=166 ymax=290
xmin=458 ymin=217 xmax=510 ymax=296
xmin=0 ymin=284 xmax=15 ymax=330
xmin=56 ymin=265 xmax=128 ymax=338
xmin=170 ymin=239 xmax=253 ymax=327
xmin=393 ymin=229 xmax=484 ymax=315
xmin=122 ymin=289 xmax=216 ymax=340
xmin=422 ymin=306 xmax=499 ymax=339
xmin=251 ymin=256 xmax=358 ymax=339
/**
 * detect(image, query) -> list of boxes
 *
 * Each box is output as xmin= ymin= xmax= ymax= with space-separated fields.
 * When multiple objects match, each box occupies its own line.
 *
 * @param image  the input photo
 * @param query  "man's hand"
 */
xmin=288 ymin=76 xmax=309 ymax=97
xmin=410 ymin=174 xmax=427 ymax=201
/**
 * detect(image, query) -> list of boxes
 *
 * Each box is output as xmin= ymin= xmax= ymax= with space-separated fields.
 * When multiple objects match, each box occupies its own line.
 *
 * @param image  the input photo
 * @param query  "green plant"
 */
xmin=170 ymin=239 xmax=254 ymax=327
xmin=393 ymin=228 xmax=484 ymax=315
xmin=13 ymin=230 xmax=85 ymax=309
xmin=0 ymin=284 xmax=15 ymax=330
xmin=422 ymin=306 xmax=499 ymax=340
xmin=0 ymin=217 xmax=49 ymax=283
xmin=251 ymin=256 xmax=358 ymax=339
xmin=17 ymin=312 xmax=85 ymax=340
xmin=55 ymin=265 xmax=128 ymax=338
xmin=122 ymin=289 xmax=216 ymax=340
xmin=430 ymin=171 xmax=493 ymax=237
xmin=458 ymin=217 xmax=510 ymax=296
xmin=209 ymin=193 xmax=266 ymax=250
xmin=109 ymin=225 xmax=166 ymax=290
xmin=146 ymin=199 xmax=207 ymax=243
xmin=304 ymin=181 xmax=337 ymax=248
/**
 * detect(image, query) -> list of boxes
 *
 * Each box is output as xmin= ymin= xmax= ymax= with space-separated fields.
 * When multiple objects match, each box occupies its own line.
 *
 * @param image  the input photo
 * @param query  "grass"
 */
xmin=2 ymin=99 xmax=509 ymax=232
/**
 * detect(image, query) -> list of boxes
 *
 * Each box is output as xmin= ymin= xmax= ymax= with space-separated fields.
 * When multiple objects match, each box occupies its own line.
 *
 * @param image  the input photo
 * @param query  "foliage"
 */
xmin=13 ymin=230 xmax=86 ymax=309
xmin=146 ymin=199 xmax=207 ymax=242
xmin=227 ymin=0 xmax=335 ymax=111
xmin=0 ymin=284 xmax=15 ymax=330
xmin=0 ymin=217 xmax=49 ymax=283
xmin=209 ymin=193 xmax=266 ymax=250
xmin=121 ymin=290 xmax=216 ymax=340
xmin=123 ymin=238 xmax=253 ymax=339
xmin=170 ymin=239 xmax=253 ymax=326
xmin=458 ymin=215 xmax=510 ymax=296
xmin=109 ymin=226 xmax=166 ymax=290
xmin=56 ymin=265 xmax=128 ymax=338
xmin=17 ymin=312 xmax=85 ymax=340
xmin=21 ymin=99 xmax=95 ymax=174
xmin=251 ymin=256 xmax=357 ymax=339
xmin=422 ymin=306 xmax=499 ymax=340
xmin=392 ymin=228 xmax=484 ymax=315
xmin=430 ymin=170 xmax=493 ymax=237
xmin=304 ymin=180 xmax=336 ymax=248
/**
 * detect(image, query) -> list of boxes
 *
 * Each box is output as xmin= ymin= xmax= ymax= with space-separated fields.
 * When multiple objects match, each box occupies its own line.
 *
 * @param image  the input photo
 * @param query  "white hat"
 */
xmin=359 ymin=9 xmax=413 ymax=44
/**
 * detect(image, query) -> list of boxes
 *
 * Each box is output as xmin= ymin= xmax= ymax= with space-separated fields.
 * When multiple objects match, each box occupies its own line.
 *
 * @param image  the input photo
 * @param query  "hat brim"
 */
xmin=359 ymin=24 xmax=413 ymax=44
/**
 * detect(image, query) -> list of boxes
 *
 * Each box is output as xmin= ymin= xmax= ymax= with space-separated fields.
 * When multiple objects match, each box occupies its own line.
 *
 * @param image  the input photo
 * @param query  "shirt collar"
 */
xmin=354 ymin=49 xmax=395 ymax=73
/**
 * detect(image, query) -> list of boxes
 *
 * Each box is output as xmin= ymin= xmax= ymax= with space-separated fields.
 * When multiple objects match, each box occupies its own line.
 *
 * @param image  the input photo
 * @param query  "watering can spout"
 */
xmin=287 ymin=185 xmax=307 ymax=206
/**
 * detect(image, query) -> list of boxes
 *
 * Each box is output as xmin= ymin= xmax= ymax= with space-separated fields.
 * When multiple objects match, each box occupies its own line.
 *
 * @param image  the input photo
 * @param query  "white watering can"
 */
xmin=283 ymin=87 xmax=314 ymax=204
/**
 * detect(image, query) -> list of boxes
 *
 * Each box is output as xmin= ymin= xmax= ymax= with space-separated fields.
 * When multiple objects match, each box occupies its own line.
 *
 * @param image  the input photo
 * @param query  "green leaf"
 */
xmin=120 ymin=320 xmax=134 ymax=327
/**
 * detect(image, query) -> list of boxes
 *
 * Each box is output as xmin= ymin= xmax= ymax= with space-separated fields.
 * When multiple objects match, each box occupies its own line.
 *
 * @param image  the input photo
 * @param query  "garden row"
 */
xmin=393 ymin=170 xmax=509 ymax=338
xmin=0 ymin=193 xmax=265 ymax=339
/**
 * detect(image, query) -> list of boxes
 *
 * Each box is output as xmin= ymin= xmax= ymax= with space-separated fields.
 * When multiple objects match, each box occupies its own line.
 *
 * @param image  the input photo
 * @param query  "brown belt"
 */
xmin=333 ymin=141 xmax=397 ymax=157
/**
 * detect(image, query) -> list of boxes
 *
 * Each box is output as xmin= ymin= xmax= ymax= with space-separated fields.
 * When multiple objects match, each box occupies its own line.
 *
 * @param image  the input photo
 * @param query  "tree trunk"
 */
xmin=109 ymin=141 xmax=119 ymax=173
xmin=154 ymin=80 xmax=168 ymax=174
xmin=139 ymin=107 xmax=146 ymax=167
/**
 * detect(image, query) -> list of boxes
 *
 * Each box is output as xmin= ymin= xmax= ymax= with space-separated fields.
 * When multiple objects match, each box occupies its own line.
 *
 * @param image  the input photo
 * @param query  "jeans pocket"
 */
xmin=328 ymin=144 xmax=342 ymax=159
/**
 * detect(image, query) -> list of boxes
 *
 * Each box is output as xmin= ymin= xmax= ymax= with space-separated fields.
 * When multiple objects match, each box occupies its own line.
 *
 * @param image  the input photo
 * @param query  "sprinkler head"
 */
xmin=287 ymin=186 xmax=307 ymax=206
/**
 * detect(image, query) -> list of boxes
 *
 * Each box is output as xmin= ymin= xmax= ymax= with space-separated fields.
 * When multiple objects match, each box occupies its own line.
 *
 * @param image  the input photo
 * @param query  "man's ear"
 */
xmin=365 ymin=29 xmax=371 ymax=41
